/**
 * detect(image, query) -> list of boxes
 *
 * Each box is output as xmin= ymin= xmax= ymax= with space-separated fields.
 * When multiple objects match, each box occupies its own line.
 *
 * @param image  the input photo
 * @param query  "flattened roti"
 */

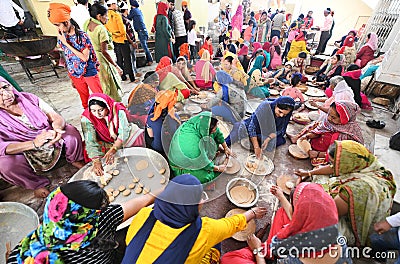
xmin=229 ymin=186 xmax=255 ymax=204
xmin=136 ymin=160 xmax=149 ymax=171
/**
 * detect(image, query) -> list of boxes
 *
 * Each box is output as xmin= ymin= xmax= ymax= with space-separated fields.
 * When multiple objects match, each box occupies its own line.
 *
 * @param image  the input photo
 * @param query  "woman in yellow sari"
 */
xmin=296 ymin=140 xmax=396 ymax=247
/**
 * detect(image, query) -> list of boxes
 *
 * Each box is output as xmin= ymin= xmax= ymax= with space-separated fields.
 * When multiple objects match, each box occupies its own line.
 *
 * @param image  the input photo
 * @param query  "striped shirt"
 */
xmin=7 ymin=205 xmax=124 ymax=264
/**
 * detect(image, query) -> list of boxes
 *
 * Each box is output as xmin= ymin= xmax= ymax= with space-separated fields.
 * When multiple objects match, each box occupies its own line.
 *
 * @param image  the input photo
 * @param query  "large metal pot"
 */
xmin=0 ymin=35 xmax=57 ymax=57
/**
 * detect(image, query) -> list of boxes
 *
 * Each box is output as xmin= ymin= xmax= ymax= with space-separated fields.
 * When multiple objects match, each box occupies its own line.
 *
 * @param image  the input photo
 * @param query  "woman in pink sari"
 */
xmin=81 ymin=93 xmax=144 ymax=175
xmin=269 ymin=36 xmax=283 ymax=70
xmin=356 ymin=32 xmax=378 ymax=68
xmin=0 ymin=77 xmax=84 ymax=198
xmin=195 ymin=49 xmax=216 ymax=89
xmin=230 ymin=5 xmax=243 ymax=41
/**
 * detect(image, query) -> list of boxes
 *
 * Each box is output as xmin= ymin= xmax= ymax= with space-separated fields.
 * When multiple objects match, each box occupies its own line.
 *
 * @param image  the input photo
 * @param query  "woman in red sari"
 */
xmin=81 ymin=93 xmax=144 ymax=175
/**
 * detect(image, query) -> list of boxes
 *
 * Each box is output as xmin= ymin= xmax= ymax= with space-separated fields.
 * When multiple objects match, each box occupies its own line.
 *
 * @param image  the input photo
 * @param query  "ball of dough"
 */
xmin=118 ymin=185 xmax=126 ymax=192
xmin=160 ymin=176 xmax=166 ymax=184
xmin=109 ymin=196 xmax=115 ymax=202
xmin=112 ymin=190 xmax=120 ymax=197
xmin=112 ymin=170 xmax=120 ymax=176
xmin=123 ymin=189 xmax=131 ymax=196
xmin=132 ymin=177 xmax=140 ymax=183
xmin=147 ymin=172 xmax=154 ymax=178
xmin=143 ymin=187 xmax=151 ymax=194
xmin=135 ymin=187 xmax=143 ymax=194
xmin=128 ymin=183 xmax=136 ymax=189
xmin=159 ymin=168 xmax=166 ymax=175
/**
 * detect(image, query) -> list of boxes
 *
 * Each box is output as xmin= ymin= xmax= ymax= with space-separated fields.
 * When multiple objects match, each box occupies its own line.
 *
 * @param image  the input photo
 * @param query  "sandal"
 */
xmin=366 ymin=119 xmax=385 ymax=129
xmin=311 ymin=157 xmax=328 ymax=167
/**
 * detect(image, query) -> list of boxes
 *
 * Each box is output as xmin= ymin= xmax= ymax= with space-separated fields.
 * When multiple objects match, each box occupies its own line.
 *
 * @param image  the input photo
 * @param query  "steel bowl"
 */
xmin=226 ymin=177 xmax=259 ymax=208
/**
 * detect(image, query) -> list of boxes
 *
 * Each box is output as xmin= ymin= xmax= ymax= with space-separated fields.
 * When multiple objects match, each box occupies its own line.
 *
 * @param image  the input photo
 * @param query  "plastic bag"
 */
xmin=389 ymin=131 xmax=400 ymax=151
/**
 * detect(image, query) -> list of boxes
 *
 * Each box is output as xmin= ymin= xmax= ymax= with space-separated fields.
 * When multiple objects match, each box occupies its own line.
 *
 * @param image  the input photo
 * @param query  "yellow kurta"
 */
xmin=125 ymin=207 xmax=247 ymax=263
xmin=287 ymin=40 xmax=309 ymax=61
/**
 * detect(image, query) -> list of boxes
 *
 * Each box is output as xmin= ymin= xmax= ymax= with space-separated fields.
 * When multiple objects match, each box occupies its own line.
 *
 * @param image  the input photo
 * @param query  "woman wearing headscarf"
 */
xmin=153 ymin=2 xmax=174 ymax=62
xmin=286 ymin=30 xmax=308 ymax=61
xmin=336 ymin=35 xmax=356 ymax=69
xmin=237 ymin=45 xmax=251 ymax=73
xmin=0 ymin=78 xmax=84 ymax=198
xmin=262 ymin=42 xmax=271 ymax=68
xmin=226 ymin=96 xmax=296 ymax=159
xmin=156 ymin=56 xmax=191 ymax=101
xmin=223 ymin=46 xmax=246 ymax=72
xmin=342 ymin=64 xmax=372 ymax=109
xmin=127 ymin=71 xmax=159 ymax=127
xmin=168 ymin=112 xmax=233 ymax=183
xmin=175 ymin=56 xmax=200 ymax=94
xmin=146 ymin=90 xmax=180 ymax=157
xmin=122 ymin=174 xmax=267 ymax=264
xmin=269 ymin=36 xmax=282 ymax=70
xmin=195 ymin=49 xmax=216 ymax=89
xmin=222 ymin=55 xmax=249 ymax=86
xmin=256 ymin=11 xmax=271 ymax=43
xmin=199 ymin=36 xmax=214 ymax=59
xmin=221 ymin=183 xmax=351 ymax=264
xmin=210 ymin=71 xmax=247 ymax=123
xmin=230 ymin=5 xmax=243 ymax=41
xmin=81 ymin=93 xmax=144 ymax=176
xmin=296 ymin=140 xmax=396 ymax=247
xmin=314 ymin=54 xmax=345 ymax=87
xmin=299 ymin=100 xmax=364 ymax=159
xmin=356 ymin=32 xmax=378 ymax=68
xmin=246 ymin=55 xmax=274 ymax=98
xmin=7 ymin=180 xmax=158 ymax=264
xmin=84 ymin=3 xmax=122 ymax=101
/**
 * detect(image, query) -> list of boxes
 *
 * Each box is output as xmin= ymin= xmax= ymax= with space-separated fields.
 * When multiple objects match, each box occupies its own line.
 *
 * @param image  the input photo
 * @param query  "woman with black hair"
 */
xmin=226 ymin=96 xmax=296 ymax=159
xmin=84 ymin=2 xmax=123 ymax=101
xmin=48 ymin=3 xmax=103 ymax=109
xmin=7 ymin=180 xmax=159 ymax=263
xmin=168 ymin=112 xmax=233 ymax=183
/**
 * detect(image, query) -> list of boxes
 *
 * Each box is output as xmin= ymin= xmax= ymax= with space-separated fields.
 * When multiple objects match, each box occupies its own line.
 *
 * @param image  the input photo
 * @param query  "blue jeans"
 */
xmin=137 ymin=30 xmax=153 ymax=63
xmin=370 ymin=228 xmax=400 ymax=264
xmin=129 ymin=45 xmax=138 ymax=74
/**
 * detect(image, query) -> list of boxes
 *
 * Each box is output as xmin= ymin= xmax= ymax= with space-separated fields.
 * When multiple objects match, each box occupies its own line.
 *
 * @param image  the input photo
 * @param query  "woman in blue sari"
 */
xmin=226 ymin=96 xmax=295 ymax=158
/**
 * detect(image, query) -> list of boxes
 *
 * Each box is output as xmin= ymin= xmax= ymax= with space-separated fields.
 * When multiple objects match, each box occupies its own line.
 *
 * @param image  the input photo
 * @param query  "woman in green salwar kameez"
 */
xmin=84 ymin=3 xmax=122 ymax=101
xmin=153 ymin=2 xmax=174 ymax=63
xmin=296 ymin=140 xmax=396 ymax=247
xmin=168 ymin=112 xmax=233 ymax=184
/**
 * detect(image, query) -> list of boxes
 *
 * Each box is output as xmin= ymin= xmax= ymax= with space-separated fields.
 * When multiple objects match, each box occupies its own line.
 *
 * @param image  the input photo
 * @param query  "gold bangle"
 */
xmin=111 ymin=146 xmax=118 ymax=152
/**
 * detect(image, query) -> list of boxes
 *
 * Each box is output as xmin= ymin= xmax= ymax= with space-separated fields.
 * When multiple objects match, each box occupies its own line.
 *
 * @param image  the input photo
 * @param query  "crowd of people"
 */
xmin=1 ymin=0 xmax=399 ymax=263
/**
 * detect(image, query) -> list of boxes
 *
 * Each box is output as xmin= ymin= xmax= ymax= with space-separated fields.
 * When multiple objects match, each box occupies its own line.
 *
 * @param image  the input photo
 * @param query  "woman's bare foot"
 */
xmin=72 ymin=160 xmax=85 ymax=169
xmin=34 ymin=187 xmax=50 ymax=198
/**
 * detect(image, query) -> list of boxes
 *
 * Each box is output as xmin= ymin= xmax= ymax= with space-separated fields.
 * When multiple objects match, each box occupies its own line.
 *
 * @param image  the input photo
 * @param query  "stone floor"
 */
xmin=0 ymin=58 xmax=399 ymax=263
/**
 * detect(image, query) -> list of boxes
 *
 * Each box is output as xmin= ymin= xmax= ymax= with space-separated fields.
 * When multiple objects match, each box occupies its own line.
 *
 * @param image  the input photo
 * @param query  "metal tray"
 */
xmin=69 ymin=147 xmax=170 ymax=206
xmin=0 ymin=202 xmax=40 ymax=259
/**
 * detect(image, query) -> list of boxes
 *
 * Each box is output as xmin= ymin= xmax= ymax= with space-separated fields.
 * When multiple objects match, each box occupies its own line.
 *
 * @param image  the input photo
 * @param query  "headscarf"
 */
xmin=238 ymin=45 xmax=249 ymax=56
xmin=155 ymin=56 xmax=173 ymax=83
xmin=154 ymin=174 xmax=203 ymax=228
xmin=248 ymin=55 xmax=264 ymax=80
xmin=365 ymin=32 xmax=378 ymax=51
xmin=231 ymin=5 xmax=244 ymax=33
xmin=294 ymin=30 xmax=305 ymax=41
xmin=0 ymin=77 xmax=52 ymax=156
xmin=151 ymin=90 xmax=177 ymax=121
xmin=331 ymin=80 xmax=355 ymax=103
xmin=271 ymin=36 xmax=279 ymax=46
xmin=82 ymin=93 xmax=128 ymax=143
xmin=179 ymin=43 xmax=190 ymax=59
xmin=276 ymin=183 xmax=338 ymax=240
xmin=47 ymin=3 xmax=71 ymax=24
xmin=312 ymin=100 xmax=364 ymax=144
xmin=200 ymin=49 xmax=212 ymax=83
xmin=215 ymin=70 xmax=233 ymax=102
xmin=262 ymin=42 xmax=271 ymax=52
xmin=14 ymin=185 xmax=102 ymax=263
xmin=332 ymin=140 xmax=377 ymax=176
xmin=343 ymin=35 xmax=354 ymax=47
xmin=252 ymin=42 xmax=262 ymax=51
xmin=152 ymin=1 xmax=168 ymax=33
xmin=286 ymin=13 xmax=292 ymax=21
xmin=228 ymin=43 xmax=237 ymax=54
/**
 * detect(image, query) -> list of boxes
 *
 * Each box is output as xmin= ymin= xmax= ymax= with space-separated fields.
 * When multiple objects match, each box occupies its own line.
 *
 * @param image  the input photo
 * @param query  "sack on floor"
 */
xmin=389 ymin=131 xmax=400 ymax=151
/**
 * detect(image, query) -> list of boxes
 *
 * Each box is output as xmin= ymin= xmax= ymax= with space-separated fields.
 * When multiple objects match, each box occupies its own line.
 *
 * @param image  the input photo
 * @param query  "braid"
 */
xmin=69 ymin=18 xmax=82 ymax=44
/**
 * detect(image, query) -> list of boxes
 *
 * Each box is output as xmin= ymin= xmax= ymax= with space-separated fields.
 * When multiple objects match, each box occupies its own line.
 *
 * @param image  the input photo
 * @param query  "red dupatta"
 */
xmin=82 ymin=93 xmax=128 ymax=143
xmin=151 ymin=2 xmax=169 ymax=33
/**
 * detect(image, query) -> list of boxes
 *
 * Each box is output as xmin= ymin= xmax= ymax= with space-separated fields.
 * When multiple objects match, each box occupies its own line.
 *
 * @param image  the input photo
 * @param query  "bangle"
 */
xmin=110 ymin=146 xmax=118 ymax=152
xmin=92 ymin=158 xmax=101 ymax=164
xmin=32 ymin=140 xmax=38 ymax=150
xmin=250 ymin=208 xmax=257 ymax=217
